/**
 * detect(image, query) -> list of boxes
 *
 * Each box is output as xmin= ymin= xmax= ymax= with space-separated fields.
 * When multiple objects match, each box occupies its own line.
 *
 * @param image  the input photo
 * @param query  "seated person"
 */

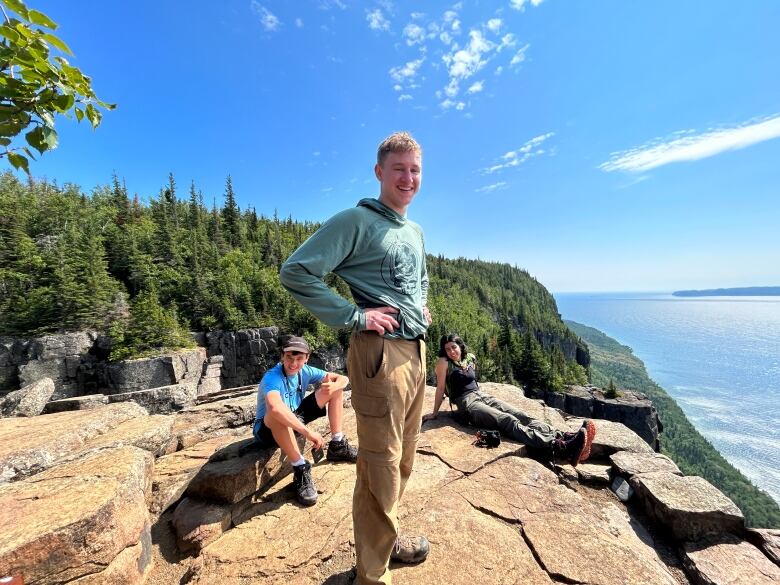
xmin=422 ymin=333 xmax=596 ymax=466
xmin=254 ymin=336 xmax=357 ymax=506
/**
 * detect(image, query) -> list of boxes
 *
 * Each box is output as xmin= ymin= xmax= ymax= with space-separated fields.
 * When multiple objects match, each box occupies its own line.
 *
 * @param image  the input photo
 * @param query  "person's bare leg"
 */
xmin=316 ymin=386 xmax=343 ymax=436
xmin=264 ymin=414 xmax=303 ymax=461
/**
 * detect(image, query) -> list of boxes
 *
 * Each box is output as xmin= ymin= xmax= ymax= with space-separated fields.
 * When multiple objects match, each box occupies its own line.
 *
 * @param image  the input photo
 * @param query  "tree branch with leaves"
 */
xmin=0 ymin=0 xmax=114 ymax=172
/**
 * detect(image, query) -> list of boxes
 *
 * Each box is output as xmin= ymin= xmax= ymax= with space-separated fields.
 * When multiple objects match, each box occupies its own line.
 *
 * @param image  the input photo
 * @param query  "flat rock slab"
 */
xmin=0 ymin=447 xmax=152 ymax=584
xmin=0 ymin=401 xmax=148 ymax=483
xmin=631 ymin=472 xmax=744 ymax=541
xmin=747 ymin=528 xmax=780 ymax=567
xmin=108 ymin=382 xmax=198 ymax=414
xmin=682 ymin=533 xmax=780 ymax=585
xmin=43 ymin=393 xmax=109 ymax=413
xmin=83 ymin=413 xmax=175 ymax=457
xmin=576 ymin=462 xmax=612 ymax=484
xmin=611 ymin=451 xmax=682 ymax=477
xmin=523 ymin=512 xmax=678 ymax=585
xmin=173 ymin=497 xmax=232 ymax=553
xmin=569 ymin=418 xmax=654 ymax=459
xmin=0 ymin=377 xmax=54 ymax=417
xmin=170 ymin=393 xmax=256 ymax=450
xmin=149 ymin=431 xmax=252 ymax=517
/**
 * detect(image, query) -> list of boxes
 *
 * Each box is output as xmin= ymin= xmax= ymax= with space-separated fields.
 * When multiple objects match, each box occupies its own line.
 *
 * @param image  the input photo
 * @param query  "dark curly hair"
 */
xmin=438 ymin=333 xmax=468 ymax=359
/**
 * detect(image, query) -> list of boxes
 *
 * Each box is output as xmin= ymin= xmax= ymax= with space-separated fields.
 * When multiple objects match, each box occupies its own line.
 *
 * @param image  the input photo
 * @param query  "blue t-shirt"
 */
xmin=254 ymin=363 xmax=326 ymax=422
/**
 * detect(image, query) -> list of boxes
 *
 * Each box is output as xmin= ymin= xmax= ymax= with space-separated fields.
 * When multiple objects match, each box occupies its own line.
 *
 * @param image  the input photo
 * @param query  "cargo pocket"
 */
xmin=352 ymin=392 xmax=390 ymax=454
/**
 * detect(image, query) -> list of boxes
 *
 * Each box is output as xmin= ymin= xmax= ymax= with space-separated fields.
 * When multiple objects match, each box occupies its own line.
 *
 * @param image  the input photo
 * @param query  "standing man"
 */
xmin=280 ymin=132 xmax=431 ymax=584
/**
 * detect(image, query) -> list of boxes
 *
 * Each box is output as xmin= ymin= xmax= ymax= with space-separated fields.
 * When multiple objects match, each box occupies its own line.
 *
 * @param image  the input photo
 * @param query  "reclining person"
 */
xmin=423 ymin=333 xmax=596 ymax=466
xmin=254 ymin=336 xmax=357 ymax=505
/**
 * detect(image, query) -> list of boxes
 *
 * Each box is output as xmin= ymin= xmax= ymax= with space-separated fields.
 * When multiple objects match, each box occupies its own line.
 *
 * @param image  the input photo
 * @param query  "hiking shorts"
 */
xmin=252 ymin=392 xmax=326 ymax=447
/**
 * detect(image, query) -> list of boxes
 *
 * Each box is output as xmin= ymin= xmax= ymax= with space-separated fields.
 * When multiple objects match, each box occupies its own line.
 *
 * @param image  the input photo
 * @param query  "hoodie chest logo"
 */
xmin=381 ymin=241 xmax=420 ymax=296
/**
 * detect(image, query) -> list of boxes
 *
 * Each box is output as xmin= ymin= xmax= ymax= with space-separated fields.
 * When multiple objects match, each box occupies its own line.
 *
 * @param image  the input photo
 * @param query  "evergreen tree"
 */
xmin=222 ymin=175 xmax=240 ymax=248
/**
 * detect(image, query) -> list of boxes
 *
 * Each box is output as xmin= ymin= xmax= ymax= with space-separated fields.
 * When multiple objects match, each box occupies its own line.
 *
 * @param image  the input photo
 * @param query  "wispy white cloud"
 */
xmin=510 ymin=44 xmax=529 ymax=66
xmin=250 ymin=2 xmax=280 ymax=31
xmin=295 ymin=17 xmax=304 ymax=28
xmin=482 ymin=132 xmax=554 ymax=173
xmin=398 ymin=94 xmax=413 ymax=101
xmin=366 ymin=8 xmax=390 ymax=31
xmin=389 ymin=57 xmax=425 ymax=85
xmin=411 ymin=11 xmax=425 ymax=20
xmin=403 ymin=23 xmax=426 ymax=45
xmin=318 ymin=0 xmax=346 ymax=9
xmin=600 ymin=114 xmax=780 ymax=173
xmin=510 ymin=0 xmax=545 ymax=11
xmin=467 ymin=80 xmax=484 ymax=94
xmin=487 ymin=18 xmax=503 ymax=33
xmin=476 ymin=181 xmax=507 ymax=193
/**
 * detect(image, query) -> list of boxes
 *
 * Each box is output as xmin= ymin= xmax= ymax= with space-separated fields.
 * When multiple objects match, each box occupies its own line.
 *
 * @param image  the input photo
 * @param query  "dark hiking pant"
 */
xmin=458 ymin=392 xmax=559 ymax=450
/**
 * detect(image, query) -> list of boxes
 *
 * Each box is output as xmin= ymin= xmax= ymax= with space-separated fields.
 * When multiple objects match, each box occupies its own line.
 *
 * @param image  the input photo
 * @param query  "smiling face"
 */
xmin=375 ymin=150 xmax=422 ymax=215
xmin=281 ymin=350 xmax=309 ymax=376
xmin=444 ymin=341 xmax=462 ymax=362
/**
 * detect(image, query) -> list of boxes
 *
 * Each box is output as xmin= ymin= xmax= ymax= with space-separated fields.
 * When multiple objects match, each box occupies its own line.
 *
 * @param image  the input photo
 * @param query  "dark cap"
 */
xmin=282 ymin=336 xmax=310 ymax=354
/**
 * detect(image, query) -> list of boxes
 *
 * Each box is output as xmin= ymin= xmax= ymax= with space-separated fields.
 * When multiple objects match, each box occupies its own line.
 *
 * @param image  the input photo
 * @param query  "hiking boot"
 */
xmin=558 ymin=419 xmax=596 ymax=467
xmin=326 ymin=436 xmax=358 ymax=463
xmin=390 ymin=534 xmax=430 ymax=564
xmin=292 ymin=461 xmax=317 ymax=506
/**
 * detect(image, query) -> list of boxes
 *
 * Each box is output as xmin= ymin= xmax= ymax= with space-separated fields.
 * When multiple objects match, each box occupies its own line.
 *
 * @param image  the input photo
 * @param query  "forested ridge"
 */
xmin=0 ymin=171 xmax=585 ymax=387
xmin=566 ymin=319 xmax=780 ymax=528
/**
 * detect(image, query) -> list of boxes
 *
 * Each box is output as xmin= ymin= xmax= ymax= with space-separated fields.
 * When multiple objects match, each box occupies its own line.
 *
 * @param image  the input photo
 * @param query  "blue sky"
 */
xmin=10 ymin=0 xmax=780 ymax=292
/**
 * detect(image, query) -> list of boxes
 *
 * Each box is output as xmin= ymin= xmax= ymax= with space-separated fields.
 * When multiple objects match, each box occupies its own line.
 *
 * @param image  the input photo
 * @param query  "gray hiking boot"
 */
xmin=390 ymin=534 xmax=430 ymax=564
xmin=326 ymin=436 xmax=358 ymax=463
xmin=292 ymin=461 xmax=317 ymax=506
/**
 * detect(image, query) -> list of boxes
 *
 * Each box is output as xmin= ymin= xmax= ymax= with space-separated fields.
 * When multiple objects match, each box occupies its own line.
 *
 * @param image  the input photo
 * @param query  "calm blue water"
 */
xmin=555 ymin=292 xmax=780 ymax=504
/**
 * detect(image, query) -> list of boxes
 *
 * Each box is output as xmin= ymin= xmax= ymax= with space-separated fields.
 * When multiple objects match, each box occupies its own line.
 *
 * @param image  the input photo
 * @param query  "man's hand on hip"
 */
xmin=364 ymin=306 xmax=400 ymax=335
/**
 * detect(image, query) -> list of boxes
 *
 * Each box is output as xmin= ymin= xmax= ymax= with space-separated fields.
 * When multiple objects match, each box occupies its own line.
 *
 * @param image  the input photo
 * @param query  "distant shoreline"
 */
xmin=673 ymin=286 xmax=780 ymax=297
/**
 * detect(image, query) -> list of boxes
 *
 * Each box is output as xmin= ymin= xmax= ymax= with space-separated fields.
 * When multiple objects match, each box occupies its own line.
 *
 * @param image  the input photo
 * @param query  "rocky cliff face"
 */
xmin=534 ymin=384 xmax=662 ymax=449
xmin=2 ymin=383 xmax=776 ymax=585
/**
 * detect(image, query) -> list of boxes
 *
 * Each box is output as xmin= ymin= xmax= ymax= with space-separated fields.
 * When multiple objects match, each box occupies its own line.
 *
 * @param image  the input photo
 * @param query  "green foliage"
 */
xmin=566 ymin=319 xmax=780 ymax=529
xmin=109 ymin=287 xmax=193 ymax=361
xmin=0 ymin=0 xmax=115 ymax=171
xmin=604 ymin=378 xmax=620 ymax=399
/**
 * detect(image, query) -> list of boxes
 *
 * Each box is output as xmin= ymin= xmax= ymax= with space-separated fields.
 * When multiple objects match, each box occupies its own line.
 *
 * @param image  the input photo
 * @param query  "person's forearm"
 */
xmin=280 ymin=262 xmax=362 ymax=329
xmin=432 ymin=388 xmax=446 ymax=415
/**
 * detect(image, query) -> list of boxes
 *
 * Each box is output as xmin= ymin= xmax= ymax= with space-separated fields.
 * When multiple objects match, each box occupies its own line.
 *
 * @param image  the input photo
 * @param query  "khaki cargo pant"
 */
xmin=348 ymin=331 xmax=426 ymax=585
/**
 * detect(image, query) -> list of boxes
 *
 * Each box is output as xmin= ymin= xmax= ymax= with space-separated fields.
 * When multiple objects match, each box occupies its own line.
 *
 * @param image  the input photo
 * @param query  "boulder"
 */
xmin=104 ymin=348 xmax=206 ymax=393
xmin=0 ymin=377 xmax=54 ymax=417
xmin=610 ymin=451 xmax=682 ymax=478
xmin=630 ymin=472 xmax=744 ymax=541
xmin=0 ymin=447 xmax=152 ymax=584
xmin=308 ymin=346 xmax=346 ymax=373
xmin=170 ymin=393 xmax=256 ymax=449
xmin=0 ymin=402 xmax=148 ymax=483
xmin=42 ymin=393 xmax=109 ymax=413
xmin=575 ymin=462 xmax=611 ymax=484
xmin=149 ymin=432 xmax=253 ymax=517
xmin=173 ymin=497 xmax=232 ymax=553
xmin=746 ymin=528 xmax=780 ymax=567
xmin=107 ymin=382 xmax=198 ymax=414
xmin=682 ymin=533 xmax=780 ymax=585
xmin=574 ymin=418 xmax=654 ymax=459
xmin=611 ymin=476 xmax=634 ymax=502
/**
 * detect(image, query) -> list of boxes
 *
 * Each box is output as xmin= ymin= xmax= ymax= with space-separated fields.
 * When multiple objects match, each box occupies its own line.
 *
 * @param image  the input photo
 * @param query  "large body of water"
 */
xmin=554 ymin=292 xmax=780 ymax=504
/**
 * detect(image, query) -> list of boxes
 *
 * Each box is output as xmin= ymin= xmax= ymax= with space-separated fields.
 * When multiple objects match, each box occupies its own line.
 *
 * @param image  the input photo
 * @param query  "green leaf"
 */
xmin=74 ymin=107 xmax=84 ymax=122
xmin=0 ymin=137 xmax=10 ymax=146
xmin=2 ymin=0 xmax=30 ymax=20
xmin=38 ymin=110 xmax=55 ymax=128
xmin=7 ymin=152 xmax=30 ymax=174
xmin=40 ymin=125 xmax=57 ymax=149
xmin=0 ymin=25 xmax=21 ymax=43
xmin=42 ymin=32 xmax=72 ymax=55
xmin=85 ymin=103 xmax=101 ymax=128
xmin=27 ymin=9 xmax=58 ymax=30
xmin=25 ymin=125 xmax=46 ymax=153
xmin=53 ymin=93 xmax=75 ymax=112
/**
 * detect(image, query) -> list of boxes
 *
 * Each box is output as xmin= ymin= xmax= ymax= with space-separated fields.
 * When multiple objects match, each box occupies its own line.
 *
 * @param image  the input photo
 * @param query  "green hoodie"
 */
xmin=280 ymin=198 xmax=429 ymax=340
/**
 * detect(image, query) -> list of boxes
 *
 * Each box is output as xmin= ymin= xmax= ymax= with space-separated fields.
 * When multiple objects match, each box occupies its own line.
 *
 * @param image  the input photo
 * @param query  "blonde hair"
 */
xmin=377 ymin=131 xmax=422 ymax=165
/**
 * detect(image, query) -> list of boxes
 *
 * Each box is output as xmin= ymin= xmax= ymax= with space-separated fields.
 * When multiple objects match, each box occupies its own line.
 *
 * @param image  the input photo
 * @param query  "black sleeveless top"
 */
xmin=446 ymin=353 xmax=479 ymax=402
